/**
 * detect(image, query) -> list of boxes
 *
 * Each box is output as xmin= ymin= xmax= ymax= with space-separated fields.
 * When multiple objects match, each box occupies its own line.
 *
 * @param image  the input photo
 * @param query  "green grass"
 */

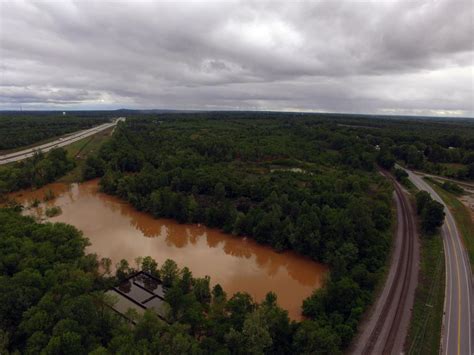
xmin=58 ymin=127 xmax=113 ymax=183
xmin=64 ymin=127 xmax=113 ymax=158
xmin=406 ymin=231 xmax=445 ymax=355
xmin=426 ymin=179 xmax=474 ymax=269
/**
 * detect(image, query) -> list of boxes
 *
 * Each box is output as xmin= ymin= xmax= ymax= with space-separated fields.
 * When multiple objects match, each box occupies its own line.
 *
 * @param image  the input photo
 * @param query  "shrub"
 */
xmin=45 ymin=206 xmax=62 ymax=217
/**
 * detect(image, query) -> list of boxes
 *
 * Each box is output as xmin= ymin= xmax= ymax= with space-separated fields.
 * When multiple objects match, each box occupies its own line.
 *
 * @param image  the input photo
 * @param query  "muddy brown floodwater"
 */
xmin=10 ymin=179 xmax=327 ymax=320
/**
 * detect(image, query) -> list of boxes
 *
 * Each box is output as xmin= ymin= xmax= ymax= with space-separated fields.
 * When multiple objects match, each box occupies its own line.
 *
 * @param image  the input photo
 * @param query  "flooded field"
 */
xmin=10 ymin=180 xmax=327 ymax=319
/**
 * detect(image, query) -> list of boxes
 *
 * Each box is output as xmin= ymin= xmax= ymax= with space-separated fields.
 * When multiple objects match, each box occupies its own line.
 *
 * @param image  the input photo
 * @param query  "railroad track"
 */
xmin=361 ymin=171 xmax=417 ymax=354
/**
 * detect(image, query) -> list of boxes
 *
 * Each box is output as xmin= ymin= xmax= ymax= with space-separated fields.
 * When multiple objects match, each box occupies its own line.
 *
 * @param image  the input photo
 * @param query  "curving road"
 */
xmin=352 ymin=170 xmax=419 ymax=354
xmin=0 ymin=117 xmax=124 ymax=165
xmin=405 ymin=168 xmax=473 ymax=355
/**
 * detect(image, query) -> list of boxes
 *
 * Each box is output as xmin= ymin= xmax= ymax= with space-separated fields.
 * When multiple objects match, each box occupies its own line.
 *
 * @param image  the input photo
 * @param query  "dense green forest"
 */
xmin=0 ymin=208 xmax=344 ymax=354
xmin=2 ymin=111 xmax=472 ymax=353
xmin=0 ymin=148 xmax=75 ymax=196
xmin=82 ymin=113 xmax=395 ymax=351
xmin=0 ymin=112 xmax=111 ymax=150
xmin=356 ymin=116 xmax=474 ymax=180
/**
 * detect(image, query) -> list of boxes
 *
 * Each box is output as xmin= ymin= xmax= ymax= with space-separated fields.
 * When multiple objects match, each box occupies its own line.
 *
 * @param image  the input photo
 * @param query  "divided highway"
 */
xmin=405 ymin=169 xmax=473 ymax=355
xmin=0 ymin=118 xmax=124 ymax=165
xmin=353 ymin=170 xmax=418 ymax=354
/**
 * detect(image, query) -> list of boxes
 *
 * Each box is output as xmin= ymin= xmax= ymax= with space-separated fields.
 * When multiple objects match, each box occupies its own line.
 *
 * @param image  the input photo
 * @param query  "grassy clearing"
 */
xmin=425 ymin=178 xmax=474 ymax=269
xmin=58 ymin=127 xmax=113 ymax=183
xmin=406 ymin=230 xmax=445 ymax=355
xmin=64 ymin=127 xmax=113 ymax=158
xmin=438 ymin=162 xmax=465 ymax=176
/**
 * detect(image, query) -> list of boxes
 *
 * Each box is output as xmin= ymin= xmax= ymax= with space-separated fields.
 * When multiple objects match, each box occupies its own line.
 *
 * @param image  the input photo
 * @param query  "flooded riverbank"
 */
xmin=10 ymin=179 xmax=327 ymax=319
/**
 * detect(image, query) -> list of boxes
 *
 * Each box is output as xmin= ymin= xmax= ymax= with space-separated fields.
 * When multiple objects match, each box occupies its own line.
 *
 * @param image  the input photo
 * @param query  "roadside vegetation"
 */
xmin=58 ymin=127 xmax=114 ymax=183
xmin=406 ymin=229 xmax=444 ymax=354
xmin=0 ymin=127 xmax=114 ymax=198
xmin=440 ymin=181 xmax=464 ymax=195
xmin=406 ymin=188 xmax=446 ymax=354
xmin=415 ymin=191 xmax=445 ymax=234
xmin=0 ymin=148 xmax=75 ymax=198
xmin=0 ymin=112 xmax=110 ymax=151
xmin=392 ymin=166 xmax=416 ymax=191
xmin=425 ymin=178 xmax=474 ymax=268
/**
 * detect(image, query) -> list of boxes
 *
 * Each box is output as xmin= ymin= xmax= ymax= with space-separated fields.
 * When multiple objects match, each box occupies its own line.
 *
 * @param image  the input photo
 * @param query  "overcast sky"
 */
xmin=0 ymin=0 xmax=473 ymax=116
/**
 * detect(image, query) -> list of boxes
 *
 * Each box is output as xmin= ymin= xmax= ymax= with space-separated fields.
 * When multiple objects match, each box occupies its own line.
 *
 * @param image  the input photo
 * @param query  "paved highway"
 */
xmin=0 ymin=118 xmax=124 ymax=165
xmin=409 ymin=170 xmax=474 ymax=191
xmin=353 ymin=170 xmax=419 ymax=354
xmin=405 ymin=168 xmax=473 ymax=355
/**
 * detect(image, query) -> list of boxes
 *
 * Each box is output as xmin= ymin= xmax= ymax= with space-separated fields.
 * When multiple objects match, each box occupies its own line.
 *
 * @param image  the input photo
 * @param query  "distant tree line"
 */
xmin=371 ymin=127 xmax=474 ymax=180
xmin=0 ymin=113 xmax=110 ymax=150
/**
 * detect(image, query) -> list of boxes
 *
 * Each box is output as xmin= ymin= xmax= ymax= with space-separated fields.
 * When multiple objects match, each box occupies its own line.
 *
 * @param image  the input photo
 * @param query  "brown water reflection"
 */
xmin=11 ymin=180 xmax=327 ymax=319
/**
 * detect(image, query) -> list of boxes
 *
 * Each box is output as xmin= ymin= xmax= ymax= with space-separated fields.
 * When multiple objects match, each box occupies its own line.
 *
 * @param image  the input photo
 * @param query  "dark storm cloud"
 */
xmin=0 ymin=0 xmax=473 ymax=116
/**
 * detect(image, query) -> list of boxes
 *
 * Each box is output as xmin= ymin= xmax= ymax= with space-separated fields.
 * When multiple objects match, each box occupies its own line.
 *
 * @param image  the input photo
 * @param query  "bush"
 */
xmin=393 ymin=168 xmax=408 ymax=182
xmin=45 ymin=206 xmax=62 ymax=217
xmin=43 ymin=189 xmax=55 ymax=202
xmin=421 ymin=200 xmax=445 ymax=234
xmin=441 ymin=181 xmax=463 ymax=195
xmin=415 ymin=191 xmax=431 ymax=214
xmin=30 ymin=198 xmax=40 ymax=208
xmin=415 ymin=191 xmax=445 ymax=234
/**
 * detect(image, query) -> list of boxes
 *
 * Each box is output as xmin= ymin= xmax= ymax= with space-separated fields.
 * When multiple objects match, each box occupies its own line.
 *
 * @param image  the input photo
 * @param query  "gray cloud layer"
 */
xmin=1 ymin=0 xmax=473 ymax=116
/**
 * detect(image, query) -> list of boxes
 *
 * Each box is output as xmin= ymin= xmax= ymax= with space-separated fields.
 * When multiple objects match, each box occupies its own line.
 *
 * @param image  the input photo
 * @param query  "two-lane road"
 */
xmin=405 ymin=168 xmax=473 ymax=355
xmin=0 ymin=117 xmax=124 ymax=165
